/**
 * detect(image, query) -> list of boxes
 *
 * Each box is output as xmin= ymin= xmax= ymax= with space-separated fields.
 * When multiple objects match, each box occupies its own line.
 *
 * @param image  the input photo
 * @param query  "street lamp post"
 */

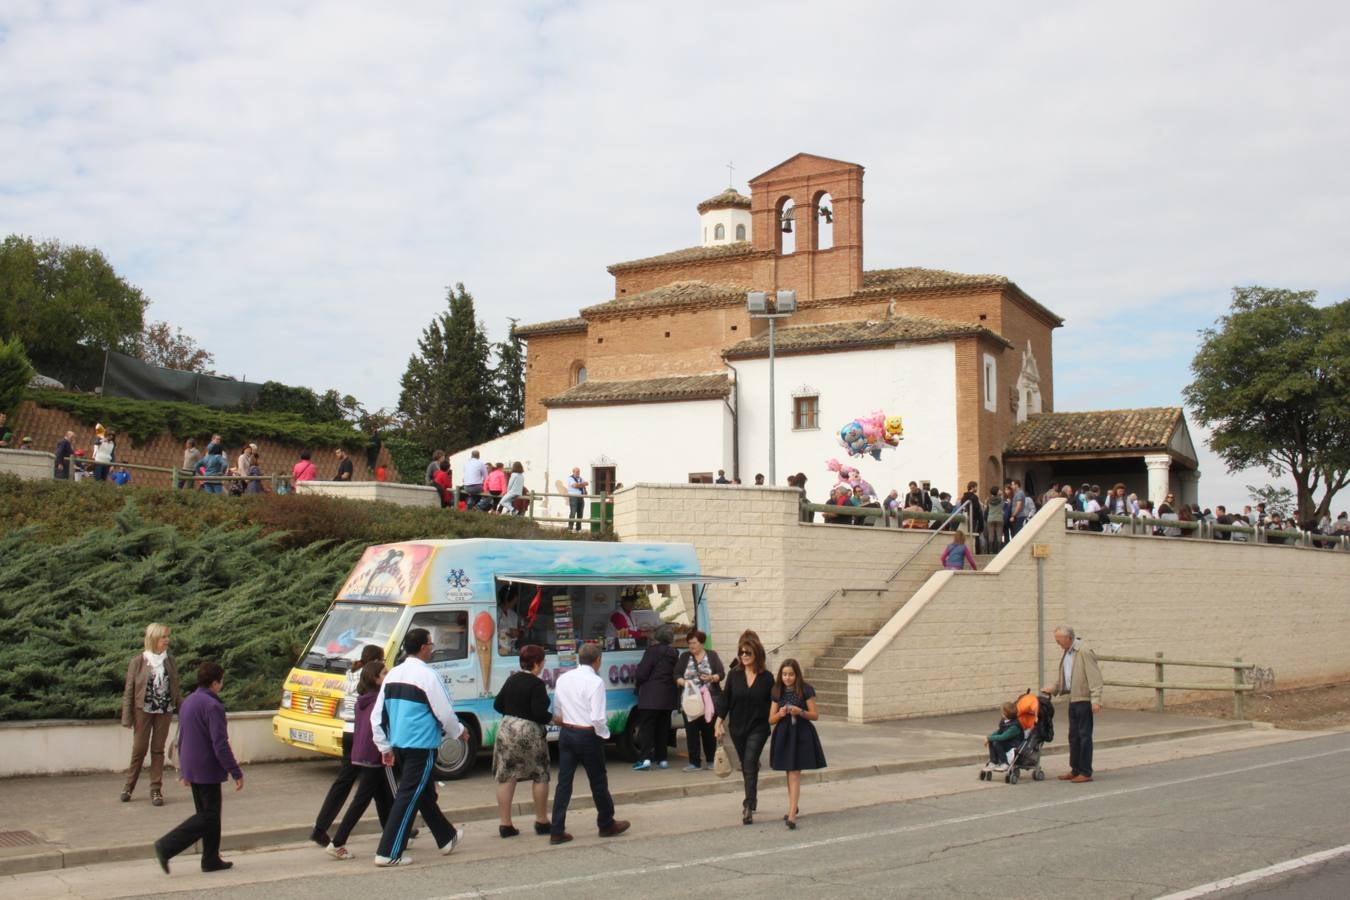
xmin=746 ymin=290 xmax=796 ymax=485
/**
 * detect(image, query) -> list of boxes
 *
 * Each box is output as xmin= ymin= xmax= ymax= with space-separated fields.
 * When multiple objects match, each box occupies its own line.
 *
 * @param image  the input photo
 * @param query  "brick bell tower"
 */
xmin=748 ymin=153 xmax=864 ymax=302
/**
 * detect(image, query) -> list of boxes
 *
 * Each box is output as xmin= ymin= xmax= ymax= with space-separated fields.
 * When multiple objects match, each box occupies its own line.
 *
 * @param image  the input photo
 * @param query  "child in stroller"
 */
xmin=980 ymin=690 xmax=1054 ymax=784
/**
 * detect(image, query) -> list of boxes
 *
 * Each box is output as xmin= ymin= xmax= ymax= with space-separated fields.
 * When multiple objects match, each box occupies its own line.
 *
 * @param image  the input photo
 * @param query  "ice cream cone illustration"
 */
xmin=473 ymin=611 xmax=494 ymax=693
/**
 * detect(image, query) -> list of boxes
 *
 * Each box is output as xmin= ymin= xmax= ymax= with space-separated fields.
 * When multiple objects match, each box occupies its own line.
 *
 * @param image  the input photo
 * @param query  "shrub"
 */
xmin=0 ymin=336 xmax=34 ymax=418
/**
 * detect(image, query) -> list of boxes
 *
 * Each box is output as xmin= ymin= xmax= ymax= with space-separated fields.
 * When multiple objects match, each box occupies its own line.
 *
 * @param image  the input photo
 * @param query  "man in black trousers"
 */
xmin=154 ymin=661 xmax=243 ymax=874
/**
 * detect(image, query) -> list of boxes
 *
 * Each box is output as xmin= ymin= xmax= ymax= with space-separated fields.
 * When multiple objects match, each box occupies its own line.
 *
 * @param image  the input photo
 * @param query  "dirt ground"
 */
xmin=1168 ymin=681 xmax=1350 ymax=730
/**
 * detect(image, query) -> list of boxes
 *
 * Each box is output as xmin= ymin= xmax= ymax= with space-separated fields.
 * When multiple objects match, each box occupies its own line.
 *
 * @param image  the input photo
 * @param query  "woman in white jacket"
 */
xmin=497 ymin=461 xmax=526 ymax=515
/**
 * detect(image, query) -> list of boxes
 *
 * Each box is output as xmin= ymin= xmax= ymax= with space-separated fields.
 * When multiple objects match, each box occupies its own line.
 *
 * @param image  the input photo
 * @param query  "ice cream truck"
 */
xmin=272 ymin=538 xmax=741 ymax=779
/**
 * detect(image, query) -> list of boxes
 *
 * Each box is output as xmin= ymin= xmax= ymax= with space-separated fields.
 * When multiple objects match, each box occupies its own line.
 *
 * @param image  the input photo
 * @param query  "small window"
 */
xmin=982 ymin=354 xmax=997 ymax=412
xmin=793 ymin=396 xmax=819 ymax=430
xmin=714 ymin=223 xmax=725 ymax=240
xmin=735 ymin=223 xmax=746 ymax=241
xmin=575 ymin=366 xmax=587 ymax=385
xmin=406 ymin=610 xmax=468 ymax=663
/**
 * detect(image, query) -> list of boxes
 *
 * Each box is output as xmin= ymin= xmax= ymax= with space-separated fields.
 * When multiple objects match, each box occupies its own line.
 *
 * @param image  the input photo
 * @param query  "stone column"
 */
xmin=1178 ymin=469 xmax=1201 ymax=507
xmin=1145 ymin=454 xmax=1172 ymax=507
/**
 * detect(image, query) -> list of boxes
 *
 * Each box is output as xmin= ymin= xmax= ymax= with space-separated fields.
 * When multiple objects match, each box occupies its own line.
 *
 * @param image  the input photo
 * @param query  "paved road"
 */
xmin=126 ymin=730 xmax=1350 ymax=900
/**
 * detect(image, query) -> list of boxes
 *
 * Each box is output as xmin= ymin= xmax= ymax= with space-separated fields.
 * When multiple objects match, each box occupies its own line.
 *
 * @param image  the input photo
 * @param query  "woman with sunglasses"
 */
xmin=715 ymin=634 xmax=773 ymax=824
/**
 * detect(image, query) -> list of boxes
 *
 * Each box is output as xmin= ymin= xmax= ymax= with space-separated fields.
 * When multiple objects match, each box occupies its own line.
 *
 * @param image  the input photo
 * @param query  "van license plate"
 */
xmin=289 ymin=728 xmax=315 ymax=744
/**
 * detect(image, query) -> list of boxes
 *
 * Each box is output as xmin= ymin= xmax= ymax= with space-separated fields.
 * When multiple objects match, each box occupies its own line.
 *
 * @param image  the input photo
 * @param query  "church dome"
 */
xmin=696 ymin=188 xmax=752 ymax=214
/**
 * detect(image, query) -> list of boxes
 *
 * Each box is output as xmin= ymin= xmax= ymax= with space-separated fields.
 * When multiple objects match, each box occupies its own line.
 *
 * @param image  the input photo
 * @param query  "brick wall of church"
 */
xmin=585 ymin=305 xmax=751 ymax=382
xmin=611 ymin=256 xmax=775 ymax=297
xmin=523 ymin=330 xmax=589 ymax=427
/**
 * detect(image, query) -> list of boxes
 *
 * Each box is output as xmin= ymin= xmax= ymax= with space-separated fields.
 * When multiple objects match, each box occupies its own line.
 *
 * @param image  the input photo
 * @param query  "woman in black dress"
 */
xmin=768 ymin=658 xmax=825 ymax=829
xmin=492 ymin=644 xmax=553 ymax=837
xmin=716 ymin=633 xmax=773 ymax=824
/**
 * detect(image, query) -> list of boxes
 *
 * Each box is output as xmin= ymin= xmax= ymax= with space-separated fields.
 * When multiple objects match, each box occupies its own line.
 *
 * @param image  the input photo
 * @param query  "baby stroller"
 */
xmin=980 ymin=690 xmax=1054 ymax=784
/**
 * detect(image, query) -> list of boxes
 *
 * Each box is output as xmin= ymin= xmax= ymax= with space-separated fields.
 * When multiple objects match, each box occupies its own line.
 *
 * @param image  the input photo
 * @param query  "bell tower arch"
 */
xmin=748 ymin=153 xmax=864 ymax=301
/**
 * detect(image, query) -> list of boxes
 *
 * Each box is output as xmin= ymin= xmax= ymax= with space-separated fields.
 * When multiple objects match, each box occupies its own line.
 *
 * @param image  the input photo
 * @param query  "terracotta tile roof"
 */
xmin=1004 ymin=408 xmax=1183 ymax=456
xmin=859 ymin=267 xmax=1009 ymax=294
xmin=581 ymin=280 xmax=750 ymax=316
xmin=543 ymin=373 xmax=731 ymax=407
xmin=859 ymin=267 xmax=1064 ymax=327
xmin=512 ymin=316 xmax=587 ymax=339
xmin=697 ymin=188 xmax=752 ymax=213
xmin=723 ymin=314 xmax=1011 ymax=359
xmin=606 ymin=241 xmax=767 ymax=274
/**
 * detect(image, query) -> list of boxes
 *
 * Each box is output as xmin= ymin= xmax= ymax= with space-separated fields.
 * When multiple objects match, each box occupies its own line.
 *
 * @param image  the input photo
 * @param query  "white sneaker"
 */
xmin=374 ymin=855 xmax=413 ymax=867
xmin=326 ymin=843 xmax=353 ymax=860
xmin=981 ymin=762 xmax=994 ymax=772
xmin=440 ymin=825 xmax=465 ymax=855
xmin=993 ymin=763 xmax=1009 ymax=772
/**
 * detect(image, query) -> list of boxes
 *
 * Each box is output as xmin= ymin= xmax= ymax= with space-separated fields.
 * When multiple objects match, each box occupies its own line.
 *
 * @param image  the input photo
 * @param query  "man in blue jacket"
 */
xmin=153 ymin=661 xmax=243 ymax=874
xmin=370 ymin=627 xmax=468 ymax=866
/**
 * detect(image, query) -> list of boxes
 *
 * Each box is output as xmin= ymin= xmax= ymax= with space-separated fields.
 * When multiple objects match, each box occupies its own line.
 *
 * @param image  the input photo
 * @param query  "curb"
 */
xmin=0 ymin=721 xmax=1252 ymax=876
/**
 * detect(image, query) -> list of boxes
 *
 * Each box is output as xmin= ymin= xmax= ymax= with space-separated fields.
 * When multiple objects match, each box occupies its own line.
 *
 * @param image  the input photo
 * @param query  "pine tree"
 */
xmin=491 ymin=318 xmax=526 ymax=434
xmin=397 ymin=282 xmax=495 ymax=455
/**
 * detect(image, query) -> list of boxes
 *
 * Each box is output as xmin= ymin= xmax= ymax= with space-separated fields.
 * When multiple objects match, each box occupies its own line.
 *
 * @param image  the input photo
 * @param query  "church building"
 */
xmin=459 ymin=153 xmax=1199 ymax=507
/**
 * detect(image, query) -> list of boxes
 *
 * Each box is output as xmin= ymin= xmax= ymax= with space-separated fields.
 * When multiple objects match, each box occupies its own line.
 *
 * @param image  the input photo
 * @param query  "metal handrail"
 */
xmin=771 ymin=501 xmax=974 ymax=655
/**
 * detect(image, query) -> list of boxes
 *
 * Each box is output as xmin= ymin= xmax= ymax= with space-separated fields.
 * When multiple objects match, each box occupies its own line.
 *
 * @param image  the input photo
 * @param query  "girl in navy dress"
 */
xmin=768 ymin=658 xmax=825 ymax=829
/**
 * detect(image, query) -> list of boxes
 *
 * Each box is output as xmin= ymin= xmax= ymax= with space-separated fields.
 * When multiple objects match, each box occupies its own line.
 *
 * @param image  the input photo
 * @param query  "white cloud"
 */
xmin=2 ymin=1 xmax=1347 ymax=508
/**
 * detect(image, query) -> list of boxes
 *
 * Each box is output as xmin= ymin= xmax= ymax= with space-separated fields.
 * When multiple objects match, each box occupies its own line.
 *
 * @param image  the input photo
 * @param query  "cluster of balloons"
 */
xmin=837 ymin=412 xmax=903 ymax=460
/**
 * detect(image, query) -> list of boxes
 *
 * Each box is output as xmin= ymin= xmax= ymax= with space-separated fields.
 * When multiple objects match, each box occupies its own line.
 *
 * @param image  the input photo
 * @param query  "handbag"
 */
xmin=165 ymin=724 xmax=180 ymax=769
xmin=681 ymin=684 xmax=705 ymax=719
xmin=700 ymin=685 xmax=715 ymax=723
xmin=713 ymin=741 xmax=732 ymax=778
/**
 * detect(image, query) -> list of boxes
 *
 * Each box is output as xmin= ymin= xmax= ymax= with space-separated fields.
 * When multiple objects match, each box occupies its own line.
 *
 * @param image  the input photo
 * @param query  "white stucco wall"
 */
xmin=732 ymin=342 xmax=959 ymax=494
xmin=700 ymin=207 xmax=751 ymax=246
xmin=548 ymin=398 xmax=733 ymax=486
xmin=447 ymin=421 xmax=553 ymax=499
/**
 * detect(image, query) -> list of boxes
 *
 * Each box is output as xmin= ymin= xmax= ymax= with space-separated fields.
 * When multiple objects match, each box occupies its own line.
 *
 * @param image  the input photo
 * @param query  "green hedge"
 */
xmin=25 ymin=388 xmax=366 ymax=449
xmin=0 ymin=480 xmax=607 ymax=719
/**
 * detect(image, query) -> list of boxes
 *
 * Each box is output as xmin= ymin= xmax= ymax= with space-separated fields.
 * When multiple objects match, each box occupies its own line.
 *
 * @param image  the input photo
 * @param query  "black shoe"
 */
xmin=742 ymin=802 xmax=753 ymax=826
xmin=549 ymin=832 xmax=573 ymax=845
xmin=533 ymin=821 xmax=551 ymax=836
xmin=153 ymin=840 xmax=170 ymax=875
xmin=120 ymin=789 xmax=132 ymax=803
xmin=598 ymin=820 xmax=630 ymax=837
xmin=786 ymin=819 xmax=796 ymax=830
xmin=150 ymin=788 xmax=164 ymax=807
xmin=499 ymin=825 xmax=519 ymax=838
xmin=309 ymin=828 xmax=331 ymax=848
xmin=201 ymin=859 xmax=233 ymax=872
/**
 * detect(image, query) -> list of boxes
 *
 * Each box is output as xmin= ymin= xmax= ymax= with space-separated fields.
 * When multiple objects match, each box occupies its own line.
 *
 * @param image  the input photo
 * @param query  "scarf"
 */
xmin=144 ymin=650 xmax=168 ymax=689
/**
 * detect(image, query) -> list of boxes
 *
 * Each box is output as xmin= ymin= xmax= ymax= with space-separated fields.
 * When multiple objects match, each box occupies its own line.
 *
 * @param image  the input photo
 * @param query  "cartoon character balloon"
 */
xmin=837 ymin=411 xmax=903 ymax=460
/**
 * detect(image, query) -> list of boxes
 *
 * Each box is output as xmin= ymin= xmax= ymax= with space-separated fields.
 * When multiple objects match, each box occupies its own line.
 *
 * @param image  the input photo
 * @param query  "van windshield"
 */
xmin=299 ymin=603 xmax=401 ymax=673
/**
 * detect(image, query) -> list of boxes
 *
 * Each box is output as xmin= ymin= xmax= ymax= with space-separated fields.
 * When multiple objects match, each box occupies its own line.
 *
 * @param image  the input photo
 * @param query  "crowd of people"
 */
xmin=794 ymin=468 xmax=1349 ymax=551
xmin=124 ymin=622 xmax=826 ymax=874
xmin=424 ymin=449 xmax=531 ymax=516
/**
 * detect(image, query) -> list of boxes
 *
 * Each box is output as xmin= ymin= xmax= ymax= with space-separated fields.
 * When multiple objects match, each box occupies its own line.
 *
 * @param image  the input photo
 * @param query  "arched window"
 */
xmin=575 ymin=366 xmax=587 ymax=384
xmin=777 ymin=197 xmax=795 ymax=255
xmin=714 ymin=223 xmax=725 ymax=241
xmin=571 ymin=362 xmax=587 ymax=385
xmin=735 ymin=223 xmax=746 ymax=241
xmin=813 ymin=191 xmax=833 ymax=250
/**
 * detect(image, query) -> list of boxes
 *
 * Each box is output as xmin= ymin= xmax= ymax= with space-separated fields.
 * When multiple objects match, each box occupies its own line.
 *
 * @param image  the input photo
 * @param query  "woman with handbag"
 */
xmin=716 ymin=633 xmax=773 ymax=824
xmin=632 ymin=624 xmax=679 ymax=771
xmin=492 ymin=644 xmax=554 ymax=838
xmin=120 ymin=623 xmax=182 ymax=806
xmin=674 ymin=630 xmax=724 ymax=772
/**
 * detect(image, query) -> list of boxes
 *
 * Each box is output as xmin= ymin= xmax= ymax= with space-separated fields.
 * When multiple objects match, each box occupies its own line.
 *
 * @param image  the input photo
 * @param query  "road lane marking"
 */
xmin=1153 ymin=842 xmax=1350 ymax=899
xmin=433 ymin=742 xmax=1350 ymax=899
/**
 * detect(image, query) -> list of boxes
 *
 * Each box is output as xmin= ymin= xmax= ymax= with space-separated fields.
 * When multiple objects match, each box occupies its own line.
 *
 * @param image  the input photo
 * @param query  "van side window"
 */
xmin=408 ymin=610 xmax=469 ymax=662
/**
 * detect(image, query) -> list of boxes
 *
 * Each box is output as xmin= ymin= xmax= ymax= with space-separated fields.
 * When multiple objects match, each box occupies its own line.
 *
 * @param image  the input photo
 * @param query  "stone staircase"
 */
xmin=810 ymin=633 xmax=872 ymax=718
xmin=809 ymin=554 xmax=998 ymax=718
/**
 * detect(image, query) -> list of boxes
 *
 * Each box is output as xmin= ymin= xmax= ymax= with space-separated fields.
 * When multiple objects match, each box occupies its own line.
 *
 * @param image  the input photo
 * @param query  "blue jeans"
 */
xmin=1068 ymin=701 xmax=1094 ymax=777
xmin=551 ymin=728 xmax=615 ymax=835
xmin=568 ymin=495 xmax=585 ymax=531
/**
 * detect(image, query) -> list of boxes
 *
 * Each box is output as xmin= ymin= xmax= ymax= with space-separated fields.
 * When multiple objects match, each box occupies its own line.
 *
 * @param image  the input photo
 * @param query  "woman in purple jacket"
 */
xmin=324 ymin=660 xmax=394 ymax=859
xmin=153 ymin=661 xmax=243 ymax=875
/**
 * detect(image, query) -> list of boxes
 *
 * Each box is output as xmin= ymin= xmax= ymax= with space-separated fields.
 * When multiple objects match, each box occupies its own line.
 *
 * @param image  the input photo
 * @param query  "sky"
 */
xmin=2 ymin=1 xmax=1347 ymax=511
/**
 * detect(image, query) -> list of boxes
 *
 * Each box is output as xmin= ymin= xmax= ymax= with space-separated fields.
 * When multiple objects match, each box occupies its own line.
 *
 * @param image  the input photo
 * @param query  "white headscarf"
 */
xmin=143 ymin=650 xmax=168 ymax=688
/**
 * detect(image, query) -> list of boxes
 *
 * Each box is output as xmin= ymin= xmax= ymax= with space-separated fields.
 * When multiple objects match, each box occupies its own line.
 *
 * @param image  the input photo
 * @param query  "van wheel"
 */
xmin=434 ymin=719 xmax=481 ymax=780
xmin=615 ymin=710 xmax=639 ymax=762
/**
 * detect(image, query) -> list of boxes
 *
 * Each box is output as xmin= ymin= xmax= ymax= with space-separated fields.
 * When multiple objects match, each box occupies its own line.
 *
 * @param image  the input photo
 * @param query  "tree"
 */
xmin=491 ymin=318 xmax=526 ymax=434
xmin=397 ymin=282 xmax=495 ymax=456
xmin=135 ymin=320 xmax=215 ymax=373
xmin=1245 ymin=483 xmax=1294 ymax=519
xmin=0 ymin=235 xmax=148 ymax=373
xmin=0 ymin=335 xmax=35 ymax=419
xmin=1185 ymin=286 xmax=1350 ymax=524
